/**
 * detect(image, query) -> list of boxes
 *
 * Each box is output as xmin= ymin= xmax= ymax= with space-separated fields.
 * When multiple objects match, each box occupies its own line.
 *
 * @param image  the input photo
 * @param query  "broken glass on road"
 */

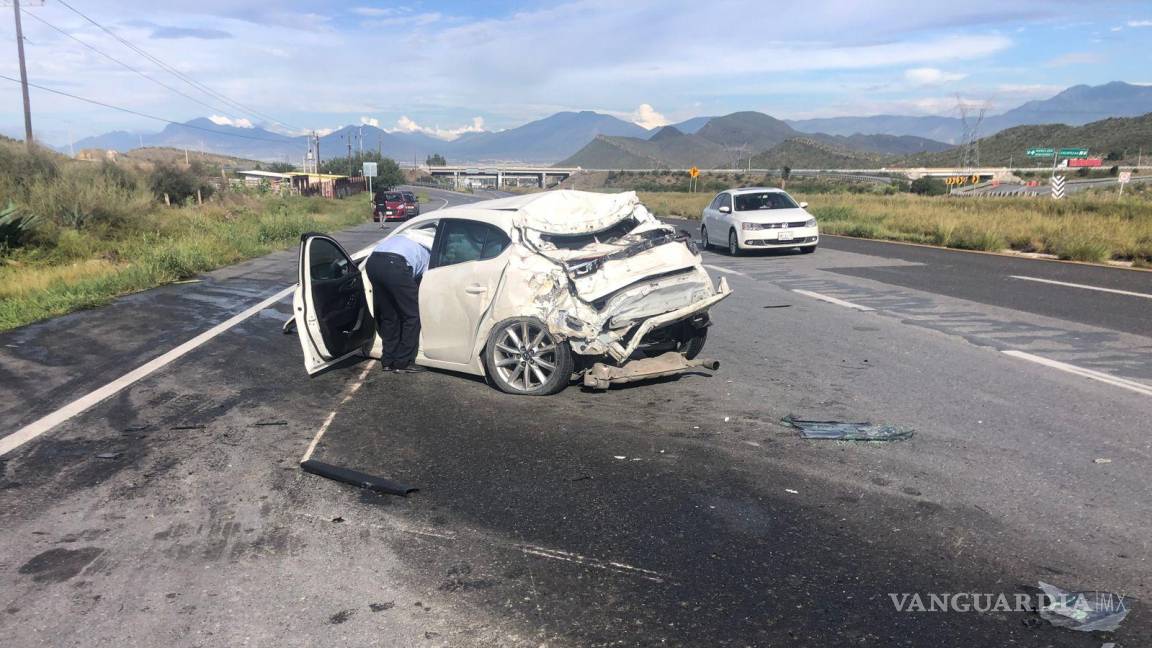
xmin=783 ymin=416 xmax=915 ymax=441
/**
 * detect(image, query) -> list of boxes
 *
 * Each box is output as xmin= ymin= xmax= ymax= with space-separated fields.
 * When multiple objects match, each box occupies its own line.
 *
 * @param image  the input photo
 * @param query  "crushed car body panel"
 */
xmin=350 ymin=190 xmax=733 ymax=382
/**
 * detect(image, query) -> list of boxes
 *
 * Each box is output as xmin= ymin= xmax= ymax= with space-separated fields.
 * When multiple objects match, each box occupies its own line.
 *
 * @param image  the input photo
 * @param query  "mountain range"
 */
xmin=785 ymin=81 xmax=1152 ymax=143
xmin=67 ymin=81 xmax=1152 ymax=166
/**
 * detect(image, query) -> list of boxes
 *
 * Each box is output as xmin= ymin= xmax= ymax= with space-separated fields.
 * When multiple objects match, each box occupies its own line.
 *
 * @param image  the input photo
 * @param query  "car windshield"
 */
xmin=380 ymin=192 xmax=403 ymax=202
xmin=734 ymin=192 xmax=798 ymax=211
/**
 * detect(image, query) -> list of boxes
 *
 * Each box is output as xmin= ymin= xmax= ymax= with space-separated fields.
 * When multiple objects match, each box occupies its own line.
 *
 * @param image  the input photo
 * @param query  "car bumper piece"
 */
xmin=583 ymin=352 xmax=719 ymax=390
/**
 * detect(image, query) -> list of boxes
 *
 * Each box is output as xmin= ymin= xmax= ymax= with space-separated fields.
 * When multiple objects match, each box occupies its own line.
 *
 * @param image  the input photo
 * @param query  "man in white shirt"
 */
xmin=364 ymin=234 xmax=430 ymax=373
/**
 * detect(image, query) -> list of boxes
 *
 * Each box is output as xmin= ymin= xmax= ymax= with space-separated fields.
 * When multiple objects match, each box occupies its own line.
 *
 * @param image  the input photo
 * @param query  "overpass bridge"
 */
xmin=428 ymin=165 xmax=579 ymax=189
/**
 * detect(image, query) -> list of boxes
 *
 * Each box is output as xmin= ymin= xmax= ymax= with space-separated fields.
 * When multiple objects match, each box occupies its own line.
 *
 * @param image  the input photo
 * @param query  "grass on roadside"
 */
xmin=638 ymin=191 xmax=1152 ymax=266
xmin=0 ymin=194 xmax=368 ymax=331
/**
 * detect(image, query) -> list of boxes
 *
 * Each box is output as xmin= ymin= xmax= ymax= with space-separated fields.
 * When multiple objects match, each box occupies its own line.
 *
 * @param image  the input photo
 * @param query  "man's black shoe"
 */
xmin=393 ymin=365 xmax=427 ymax=373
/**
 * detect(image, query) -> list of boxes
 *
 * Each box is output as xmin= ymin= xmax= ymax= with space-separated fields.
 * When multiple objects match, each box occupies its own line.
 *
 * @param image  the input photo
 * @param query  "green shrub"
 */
xmin=148 ymin=163 xmax=213 ymax=206
xmin=909 ymin=176 xmax=948 ymax=196
xmin=0 ymin=201 xmax=40 ymax=250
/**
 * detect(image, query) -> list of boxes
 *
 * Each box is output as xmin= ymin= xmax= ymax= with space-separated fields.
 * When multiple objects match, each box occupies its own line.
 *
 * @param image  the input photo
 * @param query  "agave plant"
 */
xmin=0 ymin=201 xmax=40 ymax=250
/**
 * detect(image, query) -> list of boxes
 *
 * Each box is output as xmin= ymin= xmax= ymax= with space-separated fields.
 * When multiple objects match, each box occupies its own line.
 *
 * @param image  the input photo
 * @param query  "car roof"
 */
xmin=727 ymin=187 xmax=787 ymax=195
xmin=395 ymin=190 xmax=645 ymax=235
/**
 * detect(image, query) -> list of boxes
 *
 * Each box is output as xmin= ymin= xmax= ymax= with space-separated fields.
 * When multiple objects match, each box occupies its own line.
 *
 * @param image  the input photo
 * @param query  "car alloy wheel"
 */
xmin=486 ymin=317 xmax=573 ymax=395
xmin=700 ymin=225 xmax=710 ymax=249
xmin=729 ymin=230 xmax=741 ymax=256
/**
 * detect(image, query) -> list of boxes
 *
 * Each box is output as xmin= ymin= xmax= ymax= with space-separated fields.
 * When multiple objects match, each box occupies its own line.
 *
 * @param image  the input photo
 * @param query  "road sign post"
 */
xmin=689 ymin=166 xmax=699 ymax=193
xmin=1118 ymin=170 xmax=1132 ymax=197
xmin=363 ymin=161 xmax=377 ymax=193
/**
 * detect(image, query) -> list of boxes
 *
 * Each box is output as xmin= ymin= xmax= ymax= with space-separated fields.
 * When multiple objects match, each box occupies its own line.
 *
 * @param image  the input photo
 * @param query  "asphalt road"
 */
xmin=1 ymin=190 xmax=1149 ymax=647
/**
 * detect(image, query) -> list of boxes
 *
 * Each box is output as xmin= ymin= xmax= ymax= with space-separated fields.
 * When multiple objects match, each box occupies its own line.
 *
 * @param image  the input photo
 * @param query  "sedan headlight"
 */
xmin=741 ymin=222 xmax=760 ymax=231
xmin=805 ymin=218 xmax=817 ymax=227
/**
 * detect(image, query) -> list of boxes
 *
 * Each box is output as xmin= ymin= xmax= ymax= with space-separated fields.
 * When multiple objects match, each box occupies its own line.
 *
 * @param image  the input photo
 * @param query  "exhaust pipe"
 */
xmin=689 ymin=358 xmax=720 ymax=371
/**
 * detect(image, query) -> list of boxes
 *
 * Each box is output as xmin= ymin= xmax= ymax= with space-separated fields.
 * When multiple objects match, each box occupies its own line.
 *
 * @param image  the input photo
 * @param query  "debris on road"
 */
xmin=1093 ymin=458 xmax=1112 ymax=464
xmin=369 ymin=602 xmax=395 ymax=612
xmin=783 ymin=416 xmax=914 ymax=441
xmin=785 ymin=489 xmax=799 ymax=494
xmin=762 ymin=304 xmax=792 ymax=309
xmin=253 ymin=420 xmax=288 ymax=427
xmin=94 ymin=452 xmax=121 ymax=460
xmin=300 ymin=459 xmax=416 ymax=497
xmin=170 ymin=424 xmax=205 ymax=431
xmin=1037 ymin=581 xmax=1131 ymax=632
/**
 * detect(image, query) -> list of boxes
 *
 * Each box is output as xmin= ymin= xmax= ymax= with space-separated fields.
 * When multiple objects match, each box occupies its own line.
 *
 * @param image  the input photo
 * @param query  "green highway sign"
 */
xmin=1059 ymin=148 xmax=1089 ymax=158
xmin=1026 ymin=148 xmax=1054 ymax=157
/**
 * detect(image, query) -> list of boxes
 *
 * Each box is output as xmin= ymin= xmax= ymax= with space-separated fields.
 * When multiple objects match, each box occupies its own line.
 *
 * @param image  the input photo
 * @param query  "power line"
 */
xmin=53 ymin=0 xmax=301 ymax=132
xmin=19 ymin=8 xmax=242 ymax=119
xmin=0 ymin=72 xmax=297 ymax=144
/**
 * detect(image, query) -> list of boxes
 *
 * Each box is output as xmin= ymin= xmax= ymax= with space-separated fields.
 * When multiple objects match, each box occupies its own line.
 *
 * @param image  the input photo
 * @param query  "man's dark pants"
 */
xmin=365 ymin=252 xmax=421 ymax=369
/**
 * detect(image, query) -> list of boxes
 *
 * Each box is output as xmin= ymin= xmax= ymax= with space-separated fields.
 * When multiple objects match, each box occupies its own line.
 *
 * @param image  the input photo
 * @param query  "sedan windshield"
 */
xmin=734 ymin=192 xmax=798 ymax=211
xmin=380 ymin=192 xmax=403 ymax=202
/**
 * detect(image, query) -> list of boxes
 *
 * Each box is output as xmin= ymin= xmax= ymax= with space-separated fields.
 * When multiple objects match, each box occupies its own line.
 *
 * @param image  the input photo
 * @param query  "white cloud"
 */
xmin=351 ymin=7 xmax=402 ymax=17
xmin=1127 ymin=20 xmax=1152 ymax=27
xmin=1046 ymin=51 xmax=1105 ymax=67
xmin=359 ymin=116 xmax=380 ymax=127
xmin=630 ymin=104 xmax=668 ymax=129
xmin=903 ymin=67 xmax=968 ymax=86
xmin=208 ymin=115 xmax=254 ymax=128
xmin=387 ymin=116 xmax=486 ymax=140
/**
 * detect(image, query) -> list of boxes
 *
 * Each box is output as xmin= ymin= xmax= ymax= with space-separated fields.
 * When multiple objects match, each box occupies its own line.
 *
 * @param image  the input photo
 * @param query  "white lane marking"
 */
xmin=0 ymin=197 xmax=468 ymax=457
xmin=515 ymin=545 xmax=670 ymax=583
xmin=1002 ymin=350 xmax=1152 ymax=398
xmin=0 ymin=285 xmax=294 ymax=457
xmin=704 ymin=264 xmax=748 ymax=277
xmin=792 ymin=289 xmax=875 ymax=312
xmin=1010 ymin=275 xmax=1152 ymax=300
xmin=299 ymin=361 xmax=375 ymax=463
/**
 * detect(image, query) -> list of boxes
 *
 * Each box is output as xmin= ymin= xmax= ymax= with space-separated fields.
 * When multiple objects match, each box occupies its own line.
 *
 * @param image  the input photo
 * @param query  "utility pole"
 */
xmin=347 ymin=138 xmax=352 ymax=176
xmin=13 ymin=0 xmax=33 ymax=150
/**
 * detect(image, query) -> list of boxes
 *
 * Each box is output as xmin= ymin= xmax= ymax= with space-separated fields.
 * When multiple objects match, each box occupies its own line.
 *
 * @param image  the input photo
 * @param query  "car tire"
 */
xmin=700 ymin=225 xmax=711 ymax=249
xmin=484 ymin=317 xmax=573 ymax=396
xmin=680 ymin=326 xmax=707 ymax=360
xmin=728 ymin=230 xmax=741 ymax=256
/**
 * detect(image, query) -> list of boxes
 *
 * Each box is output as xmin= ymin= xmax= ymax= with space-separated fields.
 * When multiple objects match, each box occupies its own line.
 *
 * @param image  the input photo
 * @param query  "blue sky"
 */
xmin=2 ymin=0 xmax=1150 ymax=144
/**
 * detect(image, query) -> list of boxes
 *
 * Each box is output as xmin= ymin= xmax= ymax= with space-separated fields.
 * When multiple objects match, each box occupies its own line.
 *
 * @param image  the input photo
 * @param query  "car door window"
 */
xmin=709 ymin=194 xmax=724 ymax=210
xmin=431 ymin=219 xmax=511 ymax=269
xmin=309 ymin=238 xmax=352 ymax=280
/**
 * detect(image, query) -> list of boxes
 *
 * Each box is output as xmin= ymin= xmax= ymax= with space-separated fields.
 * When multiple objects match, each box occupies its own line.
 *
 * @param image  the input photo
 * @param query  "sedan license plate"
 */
xmin=777 ymin=230 xmax=793 ymax=241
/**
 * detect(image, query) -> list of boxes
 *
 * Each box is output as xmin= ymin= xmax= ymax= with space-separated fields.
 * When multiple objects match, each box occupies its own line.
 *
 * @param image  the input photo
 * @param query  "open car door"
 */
xmin=293 ymin=233 xmax=375 ymax=375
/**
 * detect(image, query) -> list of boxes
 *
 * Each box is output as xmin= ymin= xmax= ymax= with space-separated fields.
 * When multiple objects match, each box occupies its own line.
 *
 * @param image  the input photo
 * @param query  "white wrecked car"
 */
xmin=291 ymin=190 xmax=732 ymax=395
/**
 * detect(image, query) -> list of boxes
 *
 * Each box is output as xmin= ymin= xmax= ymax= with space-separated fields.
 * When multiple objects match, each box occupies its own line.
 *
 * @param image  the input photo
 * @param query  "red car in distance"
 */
xmin=373 ymin=191 xmax=410 ymax=222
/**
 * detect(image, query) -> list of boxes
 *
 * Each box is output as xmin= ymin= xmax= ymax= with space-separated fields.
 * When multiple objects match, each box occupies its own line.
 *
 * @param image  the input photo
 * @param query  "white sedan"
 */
xmin=291 ymin=191 xmax=731 ymax=395
xmin=699 ymin=188 xmax=819 ymax=255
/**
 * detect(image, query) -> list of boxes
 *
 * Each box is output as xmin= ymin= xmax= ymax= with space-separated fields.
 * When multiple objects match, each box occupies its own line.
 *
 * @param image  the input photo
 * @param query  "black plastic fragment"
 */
xmin=253 ymin=421 xmax=288 ymax=427
xmin=300 ymin=459 xmax=416 ymax=496
xmin=95 ymin=452 xmax=121 ymax=460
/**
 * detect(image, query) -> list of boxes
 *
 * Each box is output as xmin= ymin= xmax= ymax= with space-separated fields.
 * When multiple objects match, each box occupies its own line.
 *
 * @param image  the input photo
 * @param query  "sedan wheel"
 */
xmin=485 ymin=317 xmax=573 ymax=396
xmin=728 ymin=230 xmax=741 ymax=256
xmin=700 ymin=225 xmax=710 ymax=249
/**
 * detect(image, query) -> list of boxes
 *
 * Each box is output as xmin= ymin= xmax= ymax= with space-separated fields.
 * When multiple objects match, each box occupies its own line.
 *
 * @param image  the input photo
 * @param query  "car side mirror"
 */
xmin=799 ymin=202 xmax=809 ymax=209
xmin=719 ymin=205 xmax=731 ymax=214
